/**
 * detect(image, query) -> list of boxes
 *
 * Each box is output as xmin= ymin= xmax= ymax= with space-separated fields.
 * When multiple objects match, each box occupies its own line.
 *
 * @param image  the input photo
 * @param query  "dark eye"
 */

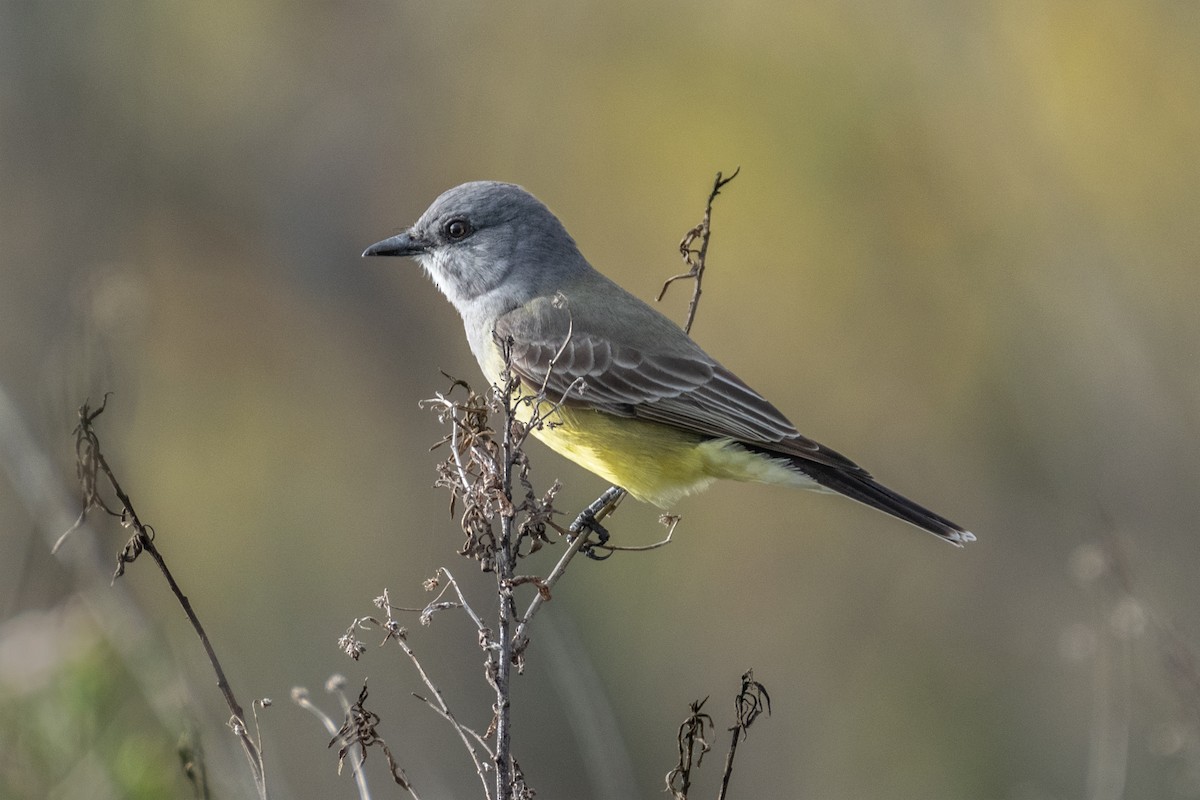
xmin=444 ymin=218 xmax=472 ymax=241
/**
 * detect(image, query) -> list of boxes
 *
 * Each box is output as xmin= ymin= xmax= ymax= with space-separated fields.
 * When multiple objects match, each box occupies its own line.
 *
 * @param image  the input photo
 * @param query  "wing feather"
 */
xmin=494 ymin=300 xmax=865 ymax=474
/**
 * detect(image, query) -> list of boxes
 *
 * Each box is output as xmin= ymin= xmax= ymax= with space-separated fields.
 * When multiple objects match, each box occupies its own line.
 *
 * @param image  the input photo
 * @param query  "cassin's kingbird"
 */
xmin=364 ymin=181 xmax=973 ymax=545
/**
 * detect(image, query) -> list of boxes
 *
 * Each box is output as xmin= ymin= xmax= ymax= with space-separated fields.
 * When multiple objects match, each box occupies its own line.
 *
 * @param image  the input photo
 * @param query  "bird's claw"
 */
xmin=566 ymin=485 xmax=624 ymax=560
xmin=570 ymin=507 xmax=612 ymax=560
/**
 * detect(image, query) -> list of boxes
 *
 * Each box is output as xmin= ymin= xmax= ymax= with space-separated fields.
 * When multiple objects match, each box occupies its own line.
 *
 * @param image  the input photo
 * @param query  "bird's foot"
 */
xmin=573 ymin=512 xmax=612 ymax=561
xmin=568 ymin=485 xmax=625 ymax=560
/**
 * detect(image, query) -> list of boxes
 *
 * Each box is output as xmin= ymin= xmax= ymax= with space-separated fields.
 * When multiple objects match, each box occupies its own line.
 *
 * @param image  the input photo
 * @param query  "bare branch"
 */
xmin=665 ymin=697 xmax=713 ymax=799
xmin=358 ymin=590 xmax=496 ymax=797
xmin=293 ymin=680 xmax=376 ymax=800
xmin=63 ymin=398 xmax=269 ymax=799
xmin=328 ymin=683 xmax=420 ymax=797
xmin=415 ymin=569 xmax=489 ymax=637
xmin=663 ymin=670 xmax=771 ymax=800
xmin=657 ymin=168 xmax=740 ymax=334
xmin=718 ymin=670 xmax=771 ymax=800
xmin=510 ymin=521 xmax=597 ymax=661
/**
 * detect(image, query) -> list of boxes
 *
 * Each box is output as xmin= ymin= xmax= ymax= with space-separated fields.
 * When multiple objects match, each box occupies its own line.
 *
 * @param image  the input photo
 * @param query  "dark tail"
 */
xmin=798 ymin=460 xmax=974 ymax=546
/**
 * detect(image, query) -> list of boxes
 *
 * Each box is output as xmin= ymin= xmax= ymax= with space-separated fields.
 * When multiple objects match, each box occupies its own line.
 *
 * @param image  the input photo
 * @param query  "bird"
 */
xmin=363 ymin=181 xmax=973 ymax=546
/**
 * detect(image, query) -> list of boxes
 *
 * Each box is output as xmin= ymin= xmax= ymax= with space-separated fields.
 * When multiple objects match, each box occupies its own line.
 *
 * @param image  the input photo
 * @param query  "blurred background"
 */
xmin=3 ymin=2 xmax=1199 ymax=798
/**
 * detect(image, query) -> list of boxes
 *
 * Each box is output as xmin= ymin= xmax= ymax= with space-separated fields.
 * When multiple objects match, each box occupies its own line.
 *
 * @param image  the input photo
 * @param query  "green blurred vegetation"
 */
xmin=3 ymin=1 xmax=1200 ymax=798
xmin=0 ymin=607 xmax=197 ymax=799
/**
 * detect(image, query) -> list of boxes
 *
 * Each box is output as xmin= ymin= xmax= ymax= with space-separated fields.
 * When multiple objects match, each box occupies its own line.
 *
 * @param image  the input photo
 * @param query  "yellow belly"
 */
xmin=520 ymin=395 xmax=811 ymax=507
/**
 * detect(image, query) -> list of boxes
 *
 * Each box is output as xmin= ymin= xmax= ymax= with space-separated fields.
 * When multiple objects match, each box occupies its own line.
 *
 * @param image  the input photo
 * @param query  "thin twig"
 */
xmin=324 ymin=679 xmax=378 ymax=800
xmin=67 ymin=398 xmax=268 ymax=800
xmin=665 ymin=697 xmax=713 ymax=800
xmin=328 ymin=683 xmax=419 ymax=795
xmin=293 ymin=682 xmax=375 ymax=800
xmin=657 ymin=168 xmax=740 ymax=334
xmin=512 ymin=375 xmax=588 ymax=451
xmin=447 ymin=399 xmax=473 ymax=491
xmin=347 ymin=593 xmax=496 ymax=798
xmin=718 ymin=670 xmax=771 ymax=800
xmin=394 ymin=637 xmax=492 ymax=798
xmin=424 ymin=568 xmax=489 ymax=637
xmin=597 ymin=514 xmax=680 ymax=553
xmin=663 ymin=670 xmax=770 ymax=799
xmin=536 ymin=292 xmax=576 ymax=399
xmin=511 ymin=520 xmax=596 ymax=660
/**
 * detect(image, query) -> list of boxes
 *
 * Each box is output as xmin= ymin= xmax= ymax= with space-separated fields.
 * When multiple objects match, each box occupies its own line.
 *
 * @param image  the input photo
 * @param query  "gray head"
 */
xmin=362 ymin=181 xmax=587 ymax=313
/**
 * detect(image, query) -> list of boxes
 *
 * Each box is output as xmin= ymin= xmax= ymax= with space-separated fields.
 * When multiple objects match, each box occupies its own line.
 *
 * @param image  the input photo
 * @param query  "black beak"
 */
xmin=361 ymin=231 xmax=428 ymax=258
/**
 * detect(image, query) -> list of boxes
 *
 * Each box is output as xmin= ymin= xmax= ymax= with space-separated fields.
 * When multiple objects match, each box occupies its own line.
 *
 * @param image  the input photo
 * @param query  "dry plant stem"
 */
xmin=430 ymin=568 xmax=489 ymax=636
xmin=327 ymin=684 xmax=418 ymax=796
xmin=511 ymin=518 xmax=595 ymax=655
xmin=717 ymin=732 xmax=740 ymax=800
xmin=412 ymin=693 xmax=495 ymax=773
xmin=666 ymin=698 xmax=712 ymax=800
xmin=601 ymin=514 xmax=680 ymax=553
xmin=71 ymin=400 xmax=268 ymax=800
xmin=717 ymin=671 xmax=771 ymax=800
xmin=493 ymin=376 xmax=520 ymax=800
xmin=293 ymin=685 xmax=374 ymax=800
xmin=344 ymin=590 xmax=492 ymax=796
xmin=330 ymin=684 xmax=380 ymax=800
xmin=657 ymin=167 xmax=740 ymax=335
xmin=446 ymin=396 xmax=473 ymax=490
xmin=395 ymin=632 xmax=494 ymax=797
xmin=665 ymin=671 xmax=769 ymax=800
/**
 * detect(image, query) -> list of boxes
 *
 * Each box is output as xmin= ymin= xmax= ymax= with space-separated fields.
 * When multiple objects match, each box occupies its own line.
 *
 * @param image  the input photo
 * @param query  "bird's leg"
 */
xmin=569 ymin=485 xmax=626 ymax=560
xmin=577 ymin=518 xmax=611 ymax=561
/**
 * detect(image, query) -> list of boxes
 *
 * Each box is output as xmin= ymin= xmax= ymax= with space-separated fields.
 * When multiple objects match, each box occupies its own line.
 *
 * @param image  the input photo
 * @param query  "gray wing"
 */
xmin=492 ymin=296 xmax=867 ymax=475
